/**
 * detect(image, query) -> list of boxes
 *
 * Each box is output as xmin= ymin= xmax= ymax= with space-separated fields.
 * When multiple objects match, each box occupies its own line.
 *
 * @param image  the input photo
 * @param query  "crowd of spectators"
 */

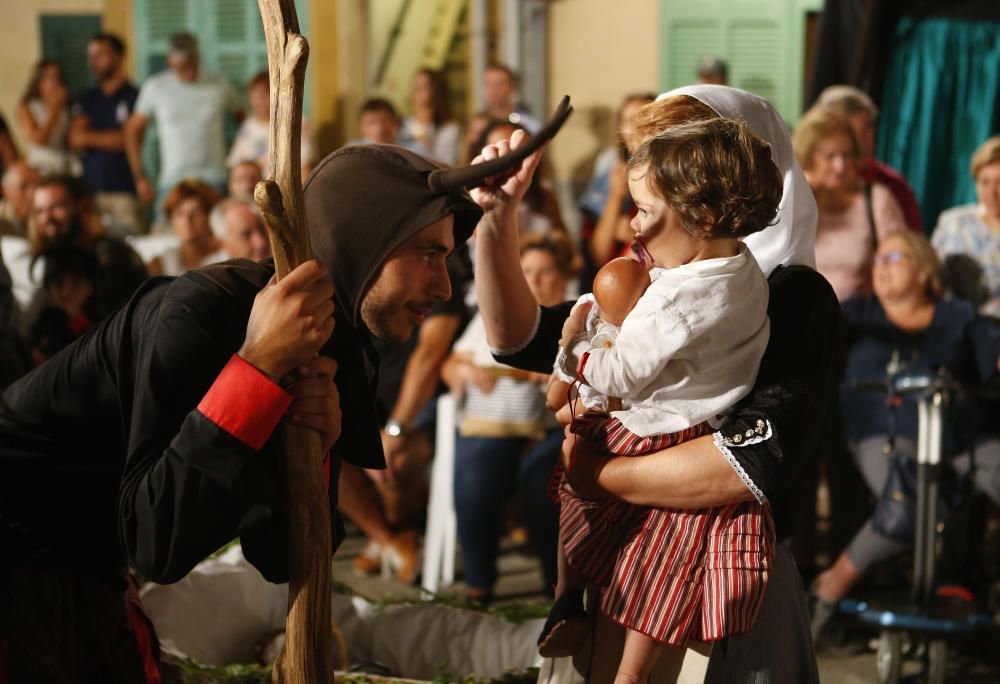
xmin=1 ymin=31 xmax=997 ymax=619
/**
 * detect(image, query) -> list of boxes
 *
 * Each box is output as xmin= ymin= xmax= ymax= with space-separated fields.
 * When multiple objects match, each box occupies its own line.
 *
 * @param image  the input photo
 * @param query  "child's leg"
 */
xmin=555 ymin=543 xmax=588 ymax=598
xmin=614 ymin=629 xmax=664 ymax=684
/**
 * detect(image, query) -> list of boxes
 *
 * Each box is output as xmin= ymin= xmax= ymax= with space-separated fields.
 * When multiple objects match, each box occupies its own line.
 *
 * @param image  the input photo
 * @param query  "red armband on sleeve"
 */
xmin=197 ymin=355 xmax=293 ymax=450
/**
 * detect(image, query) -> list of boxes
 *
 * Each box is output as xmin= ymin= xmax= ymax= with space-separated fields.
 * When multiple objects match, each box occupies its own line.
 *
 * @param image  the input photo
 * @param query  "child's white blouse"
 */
xmin=560 ymin=243 xmax=770 ymax=438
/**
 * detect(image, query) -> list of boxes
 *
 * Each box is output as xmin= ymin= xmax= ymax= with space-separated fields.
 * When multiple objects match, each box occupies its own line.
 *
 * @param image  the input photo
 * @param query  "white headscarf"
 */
xmin=657 ymin=85 xmax=817 ymax=276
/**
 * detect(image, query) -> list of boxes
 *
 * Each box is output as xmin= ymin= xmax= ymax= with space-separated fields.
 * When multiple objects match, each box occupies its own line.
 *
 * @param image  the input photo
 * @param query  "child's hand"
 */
xmin=546 ymin=377 xmax=571 ymax=412
xmin=559 ymin=299 xmax=592 ymax=348
xmin=554 ymin=402 xmax=573 ymax=426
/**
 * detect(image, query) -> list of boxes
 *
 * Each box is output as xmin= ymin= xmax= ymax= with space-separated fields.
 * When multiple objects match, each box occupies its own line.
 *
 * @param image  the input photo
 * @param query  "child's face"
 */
xmin=50 ymin=274 xmax=93 ymax=316
xmin=627 ymin=166 xmax=693 ymax=268
xmin=249 ymin=83 xmax=270 ymax=120
xmin=359 ymin=110 xmax=398 ymax=145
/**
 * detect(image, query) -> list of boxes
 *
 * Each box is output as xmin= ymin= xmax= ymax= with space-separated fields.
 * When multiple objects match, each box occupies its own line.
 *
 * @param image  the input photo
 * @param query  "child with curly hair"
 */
xmin=540 ymin=116 xmax=784 ymax=684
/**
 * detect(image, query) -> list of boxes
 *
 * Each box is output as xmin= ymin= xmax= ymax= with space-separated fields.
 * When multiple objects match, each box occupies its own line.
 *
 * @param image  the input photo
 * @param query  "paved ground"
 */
xmin=334 ymin=525 xmax=1000 ymax=683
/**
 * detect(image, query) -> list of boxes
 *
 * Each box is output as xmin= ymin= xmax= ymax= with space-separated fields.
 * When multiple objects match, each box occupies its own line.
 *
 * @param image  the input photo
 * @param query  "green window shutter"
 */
xmin=133 ymin=0 xmax=309 ymax=112
xmin=210 ymin=0 xmax=267 ymax=103
xmin=134 ymin=0 xmax=190 ymax=79
xmin=659 ymin=0 xmax=823 ymax=124
xmin=664 ymin=20 xmax=723 ymax=92
xmin=147 ymin=0 xmax=189 ymax=42
xmin=39 ymin=14 xmax=104 ymax=96
xmin=729 ymin=22 xmax=782 ymax=108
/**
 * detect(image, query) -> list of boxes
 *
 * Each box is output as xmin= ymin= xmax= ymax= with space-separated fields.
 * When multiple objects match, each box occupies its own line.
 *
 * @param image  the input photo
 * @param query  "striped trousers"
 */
xmin=559 ymin=411 xmax=775 ymax=647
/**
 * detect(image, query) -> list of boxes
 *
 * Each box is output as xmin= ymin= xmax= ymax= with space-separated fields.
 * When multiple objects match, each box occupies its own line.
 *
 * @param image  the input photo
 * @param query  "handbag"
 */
xmin=872 ymin=446 xmax=919 ymax=544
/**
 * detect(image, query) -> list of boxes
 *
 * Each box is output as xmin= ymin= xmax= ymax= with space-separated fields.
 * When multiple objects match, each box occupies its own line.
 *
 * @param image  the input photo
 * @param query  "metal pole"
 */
xmin=922 ymin=391 xmax=944 ymax=603
xmin=912 ymin=394 xmax=930 ymax=604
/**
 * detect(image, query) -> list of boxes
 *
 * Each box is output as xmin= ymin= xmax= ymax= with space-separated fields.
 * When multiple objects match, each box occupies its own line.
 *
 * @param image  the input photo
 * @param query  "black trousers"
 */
xmin=1 ymin=560 xmax=151 ymax=684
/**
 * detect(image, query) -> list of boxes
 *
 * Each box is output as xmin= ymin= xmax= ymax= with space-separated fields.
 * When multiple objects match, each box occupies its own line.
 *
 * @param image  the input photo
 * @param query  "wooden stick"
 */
xmin=255 ymin=2 xmax=335 ymax=682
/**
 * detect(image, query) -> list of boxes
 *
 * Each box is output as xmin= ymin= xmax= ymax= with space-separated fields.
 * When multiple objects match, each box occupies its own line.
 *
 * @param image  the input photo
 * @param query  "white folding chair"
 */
xmin=421 ymin=393 xmax=459 ymax=594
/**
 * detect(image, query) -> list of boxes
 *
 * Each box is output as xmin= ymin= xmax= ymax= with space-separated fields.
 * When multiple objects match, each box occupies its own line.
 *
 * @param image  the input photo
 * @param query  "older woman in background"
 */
xmin=794 ymin=107 xmax=907 ymax=301
xmin=810 ymin=230 xmax=1000 ymax=637
xmin=815 ymin=85 xmax=923 ymax=233
xmin=442 ymin=231 xmax=581 ymax=604
xmin=932 ymin=135 xmax=1000 ymax=318
xmin=149 ymin=180 xmax=222 ymax=276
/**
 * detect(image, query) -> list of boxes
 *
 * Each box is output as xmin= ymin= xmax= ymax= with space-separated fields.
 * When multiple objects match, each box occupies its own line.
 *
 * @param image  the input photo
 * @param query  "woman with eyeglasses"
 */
xmin=810 ymin=230 xmax=1000 ymax=638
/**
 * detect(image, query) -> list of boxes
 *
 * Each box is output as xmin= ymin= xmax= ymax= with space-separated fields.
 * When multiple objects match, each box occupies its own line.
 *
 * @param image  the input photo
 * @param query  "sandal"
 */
xmin=537 ymin=589 xmax=589 ymax=658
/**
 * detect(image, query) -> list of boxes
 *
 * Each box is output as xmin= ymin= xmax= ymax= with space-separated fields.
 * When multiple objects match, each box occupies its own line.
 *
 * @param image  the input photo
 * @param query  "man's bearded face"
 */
xmin=361 ymin=216 xmax=454 ymax=343
xmin=33 ymin=185 xmax=77 ymax=242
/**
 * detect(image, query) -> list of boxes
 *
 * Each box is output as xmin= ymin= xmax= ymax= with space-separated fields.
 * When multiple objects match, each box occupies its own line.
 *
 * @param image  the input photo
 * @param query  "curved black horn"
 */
xmin=428 ymin=95 xmax=573 ymax=193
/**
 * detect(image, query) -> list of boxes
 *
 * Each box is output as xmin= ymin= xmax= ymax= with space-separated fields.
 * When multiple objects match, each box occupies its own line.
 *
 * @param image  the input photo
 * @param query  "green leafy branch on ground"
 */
xmin=163 ymin=654 xmax=537 ymax=684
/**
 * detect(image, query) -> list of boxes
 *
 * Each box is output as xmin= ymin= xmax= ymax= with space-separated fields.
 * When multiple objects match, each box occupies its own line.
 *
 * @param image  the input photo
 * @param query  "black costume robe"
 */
xmin=0 ymin=258 xmax=382 ymax=587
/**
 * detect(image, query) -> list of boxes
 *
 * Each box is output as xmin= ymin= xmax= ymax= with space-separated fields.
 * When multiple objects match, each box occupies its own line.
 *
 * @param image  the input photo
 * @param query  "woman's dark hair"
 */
xmin=519 ymin=230 xmax=583 ymax=279
xmin=39 ymin=244 xmax=99 ymax=293
xmin=21 ymin=60 xmax=67 ymax=105
xmin=248 ymin=70 xmax=269 ymax=91
xmin=415 ymin=68 xmax=453 ymax=126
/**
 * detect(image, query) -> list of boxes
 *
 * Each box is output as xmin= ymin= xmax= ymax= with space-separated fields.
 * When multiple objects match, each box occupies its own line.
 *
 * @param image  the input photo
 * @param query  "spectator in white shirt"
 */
xmin=125 ymin=33 xmax=240 ymax=211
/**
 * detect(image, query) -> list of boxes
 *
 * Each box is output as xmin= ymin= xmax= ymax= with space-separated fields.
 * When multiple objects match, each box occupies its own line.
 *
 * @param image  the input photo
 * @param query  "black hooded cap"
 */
xmin=304 ymin=145 xmax=481 ymax=328
xmin=302 ymin=95 xmax=573 ymax=328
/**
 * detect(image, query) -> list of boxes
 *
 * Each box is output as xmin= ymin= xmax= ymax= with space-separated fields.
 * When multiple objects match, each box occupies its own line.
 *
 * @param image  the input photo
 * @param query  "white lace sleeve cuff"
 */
xmin=711 ymin=420 xmax=772 ymax=504
xmin=489 ymin=306 xmax=542 ymax=357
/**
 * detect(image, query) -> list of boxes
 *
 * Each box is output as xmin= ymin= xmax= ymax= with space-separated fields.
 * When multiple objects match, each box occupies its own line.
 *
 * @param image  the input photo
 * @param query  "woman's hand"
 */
xmin=286 ymin=355 xmax=341 ymax=452
xmin=561 ymin=426 xmax=611 ymax=500
xmin=44 ymin=82 xmax=70 ymax=110
xmin=469 ymin=129 xmax=545 ymax=220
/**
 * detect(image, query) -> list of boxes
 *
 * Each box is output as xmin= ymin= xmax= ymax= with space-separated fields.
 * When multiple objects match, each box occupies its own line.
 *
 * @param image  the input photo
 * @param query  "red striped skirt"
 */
xmin=558 ymin=411 xmax=775 ymax=646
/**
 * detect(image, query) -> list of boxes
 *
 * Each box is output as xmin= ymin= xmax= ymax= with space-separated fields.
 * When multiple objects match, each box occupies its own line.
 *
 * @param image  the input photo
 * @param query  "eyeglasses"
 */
xmin=873 ymin=250 xmax=910 ymax=266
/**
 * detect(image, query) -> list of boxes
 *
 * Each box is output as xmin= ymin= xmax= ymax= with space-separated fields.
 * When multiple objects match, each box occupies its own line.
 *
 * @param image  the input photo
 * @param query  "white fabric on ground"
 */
xmin=140 ymin=545 xmax=545 ymax=680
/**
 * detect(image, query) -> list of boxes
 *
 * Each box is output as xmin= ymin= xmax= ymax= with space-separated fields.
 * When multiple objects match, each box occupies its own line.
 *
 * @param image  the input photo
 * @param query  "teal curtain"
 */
xmin=877 ymin=17 xmax=1000 ymax=233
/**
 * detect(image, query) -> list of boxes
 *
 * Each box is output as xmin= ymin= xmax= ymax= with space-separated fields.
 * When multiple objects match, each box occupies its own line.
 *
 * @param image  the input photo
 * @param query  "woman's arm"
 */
xmin=588 ymin=161 xmax=629 ymax=264
xmin=564 ymin=428 xmax=755 ymax=508
xmin=471 ymin=130 xmax=547 ymax=350
xmin=18 ymin=102 xmax=64 ymax=146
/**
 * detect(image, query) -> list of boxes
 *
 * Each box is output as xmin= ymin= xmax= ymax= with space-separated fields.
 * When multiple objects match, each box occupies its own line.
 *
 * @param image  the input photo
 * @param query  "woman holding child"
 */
xmin=470 ymin=85 xmax=838 ymax=683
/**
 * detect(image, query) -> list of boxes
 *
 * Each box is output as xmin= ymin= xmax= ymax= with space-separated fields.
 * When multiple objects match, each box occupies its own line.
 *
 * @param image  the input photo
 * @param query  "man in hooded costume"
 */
xmin=0 ymin=98 xmax=573 ymax=683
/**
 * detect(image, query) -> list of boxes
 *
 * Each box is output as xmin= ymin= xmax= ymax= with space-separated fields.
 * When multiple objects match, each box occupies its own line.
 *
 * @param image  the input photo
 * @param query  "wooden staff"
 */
xmin=255 ymin=1 xmax=334 ymax=682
